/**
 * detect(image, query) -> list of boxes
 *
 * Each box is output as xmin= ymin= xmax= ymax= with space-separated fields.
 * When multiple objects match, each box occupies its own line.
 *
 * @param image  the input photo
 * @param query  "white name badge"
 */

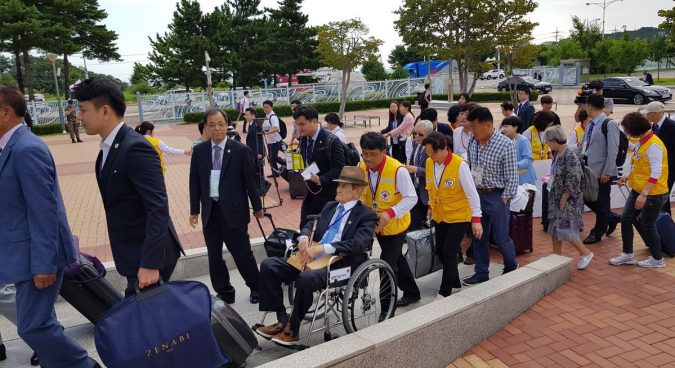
xmin=210 ymin=170 xmax=221 ymax=198
xmin=329 ymin=267 xmax=351 ymax=284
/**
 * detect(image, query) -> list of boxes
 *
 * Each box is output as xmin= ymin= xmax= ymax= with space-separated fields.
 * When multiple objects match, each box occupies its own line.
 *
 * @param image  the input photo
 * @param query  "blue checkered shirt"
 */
xmin=467 ymin=131 xmax=519 ymax=199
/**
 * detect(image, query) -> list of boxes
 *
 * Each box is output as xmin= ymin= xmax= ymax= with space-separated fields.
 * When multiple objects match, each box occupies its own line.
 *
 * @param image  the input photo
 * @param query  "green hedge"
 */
xmin=32 ymin=123 xmax=62 ymax=136
xmin=182 ymin=92 xmax=538 ymax=123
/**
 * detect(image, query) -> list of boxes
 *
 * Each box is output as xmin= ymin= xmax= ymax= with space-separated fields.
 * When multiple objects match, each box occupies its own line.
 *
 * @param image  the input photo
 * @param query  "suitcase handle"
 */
xmin=134 ymin=278 xmax=167 ymax=301
xmin=64 ymin=254 xmax=107 ymax=285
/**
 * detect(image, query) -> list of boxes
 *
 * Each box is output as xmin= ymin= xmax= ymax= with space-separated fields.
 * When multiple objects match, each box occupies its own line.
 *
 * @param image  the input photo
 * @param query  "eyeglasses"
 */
xmin=412 ymin=132 xmax=425 ymax=137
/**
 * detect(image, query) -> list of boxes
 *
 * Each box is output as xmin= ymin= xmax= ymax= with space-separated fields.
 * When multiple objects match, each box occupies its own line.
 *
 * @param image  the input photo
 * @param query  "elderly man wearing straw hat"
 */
xmin=256 ymin=166 xmax=379 ymax=347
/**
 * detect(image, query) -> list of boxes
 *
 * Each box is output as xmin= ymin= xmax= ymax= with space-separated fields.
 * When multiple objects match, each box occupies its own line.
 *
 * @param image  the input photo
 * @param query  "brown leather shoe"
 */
xmin=271 ymin=330 xmax=300 ymax=347
xmin=255 ymin=322 xmax=285 ymax=339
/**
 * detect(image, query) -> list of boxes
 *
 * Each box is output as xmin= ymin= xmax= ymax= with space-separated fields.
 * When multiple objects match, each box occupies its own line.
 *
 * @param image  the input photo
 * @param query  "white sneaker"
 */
xmin=637 ymin=256 xmax=666 ymax=268
xmin=577 ymin=253 xmax=594 ymax=270
xmin=608 ymin=252 xmax=636 ymax=266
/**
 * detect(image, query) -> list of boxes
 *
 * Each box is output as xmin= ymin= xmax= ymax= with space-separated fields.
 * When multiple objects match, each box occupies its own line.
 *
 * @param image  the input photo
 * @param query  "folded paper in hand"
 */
xmin=301 ymin=162 xmax=320 ymax=180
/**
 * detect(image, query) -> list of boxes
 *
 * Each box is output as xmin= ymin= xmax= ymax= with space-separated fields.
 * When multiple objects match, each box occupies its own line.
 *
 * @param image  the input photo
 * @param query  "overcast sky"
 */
xmin=65 ymin=0 xmax=673 ymax=81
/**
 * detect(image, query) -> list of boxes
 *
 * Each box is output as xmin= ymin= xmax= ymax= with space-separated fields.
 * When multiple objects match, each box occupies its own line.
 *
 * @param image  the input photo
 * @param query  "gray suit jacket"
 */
xmin=584 ymin=114 xmax=620 ymax=178
xmin=410 ymin=143 xmax=429 ymax=205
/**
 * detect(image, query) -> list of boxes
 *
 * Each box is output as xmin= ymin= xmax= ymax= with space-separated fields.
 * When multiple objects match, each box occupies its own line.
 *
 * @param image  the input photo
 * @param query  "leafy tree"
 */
xmin=317 ymin=18 xmax=382 ymax=118
xmin=130 ymin=62 xmax=161 ymax=87
xmin=38 ymin=0 xmax=120 ymax=99
xmin=223 ymin=0 xmax=266 ymax=87
xmin=558 ymin=39 xmax=586 ymax=61
xmin=607 ymin=35 xmax=650 ymax=75
xmin=267 ymin=0 xmax=318 ymax=86
xmin=568 ymin=16 xmax=602 ymax=55
xmin=387 ymin=44 xmax=422 ymax=69
xmin=649 ymin=35 xmax=670 ymax=79
xmin=0 ymin=0 xmax=45 ymax=99
xmin=361 ymin=57 xmax=388 ymax=81
xmin=395 ymin=0 xmax=537 ymax=94
xmin=148 ymin=0 xmax=210 ymax=89
xmin=497 ymin=35 xmax=538 ymax=107
xmin=388 ymin=67 xmax=410 ymax=80
xmin=658 ymin=7 xmax=675 ymax=45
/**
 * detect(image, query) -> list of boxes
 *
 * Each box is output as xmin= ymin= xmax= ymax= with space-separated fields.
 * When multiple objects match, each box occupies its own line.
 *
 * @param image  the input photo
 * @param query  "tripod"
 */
xmin=250 ymin=117 xmax=283 ymax=210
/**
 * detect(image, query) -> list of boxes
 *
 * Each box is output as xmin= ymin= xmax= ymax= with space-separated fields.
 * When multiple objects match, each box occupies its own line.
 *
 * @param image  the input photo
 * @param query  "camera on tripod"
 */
xmin=574 ymin=80 xmax=604 ymax=104
xmin=227 ymin=126 xmax=241 ymax=142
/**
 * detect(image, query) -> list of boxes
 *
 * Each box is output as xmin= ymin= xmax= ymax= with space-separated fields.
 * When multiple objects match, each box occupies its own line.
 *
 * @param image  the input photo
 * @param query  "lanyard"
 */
xmin=433 ymin=163 xmax=449 ymax=188
xmin=369 ymin=170 xmax=384 ymax=209
xmin=328 ymin=207 xmax=353 ymax=229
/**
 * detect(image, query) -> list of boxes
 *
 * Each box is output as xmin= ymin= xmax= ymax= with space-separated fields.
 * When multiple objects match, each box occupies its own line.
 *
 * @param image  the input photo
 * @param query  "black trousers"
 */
xmin=409 ymin=199 xmax=428 ymax=232
xmin=124 ymin=262 xmax=178 ymax=297
xmin=435 ymin=222 xmax=470 ymax=297
xmin=203 ymin=201 xmax=260 ymax=296
xmin=662 ymin=176 xmax=674 ymax=214
xmin=300 ymin=193 xmax=332 ymax=229
xmin=259 ymin=257 xmax=327 ymax=335
xmin=378 ymin=233 xmax=420 ymax=300
xmin=585 ymin=180 xmax=621 ymax=236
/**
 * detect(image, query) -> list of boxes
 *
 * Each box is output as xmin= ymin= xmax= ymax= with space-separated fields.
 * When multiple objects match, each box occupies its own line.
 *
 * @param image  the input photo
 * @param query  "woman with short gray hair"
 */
xmin=405 ymin=119 xmax=435 ymax=230
xmin=544 ymin=125 xmax=594 ymax=269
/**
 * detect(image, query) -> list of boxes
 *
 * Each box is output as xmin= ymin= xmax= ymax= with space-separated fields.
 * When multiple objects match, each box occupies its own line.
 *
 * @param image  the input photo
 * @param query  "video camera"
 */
xmin=226 ymin=126 xmax=241 ymax=142
xmin=574 ymin=80 xmax=604 ymax=104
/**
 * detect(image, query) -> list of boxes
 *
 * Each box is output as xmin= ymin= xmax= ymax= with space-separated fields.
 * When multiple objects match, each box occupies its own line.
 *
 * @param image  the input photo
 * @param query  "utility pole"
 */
xmin=83 ymin=54 xmax=89 ymax=79
xmin=204 ymin=51 xmax=213 ymax=108
xmin=553 ymin=27 xmax=561 ymax=43
xmin=586 ymin=0 xmax=623 ymax=39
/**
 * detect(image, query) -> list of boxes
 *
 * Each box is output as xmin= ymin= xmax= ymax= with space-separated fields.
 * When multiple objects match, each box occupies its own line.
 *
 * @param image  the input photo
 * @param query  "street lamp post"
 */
xmin=586 ymin=0 xmax=623 ymax=38
xmin=48 ymin=54 xmax=66 ymax=133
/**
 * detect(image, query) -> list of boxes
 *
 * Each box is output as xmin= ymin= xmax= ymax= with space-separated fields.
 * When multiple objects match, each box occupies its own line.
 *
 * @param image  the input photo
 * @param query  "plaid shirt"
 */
xmin=467 ymin=130 xmax=519 ymax=199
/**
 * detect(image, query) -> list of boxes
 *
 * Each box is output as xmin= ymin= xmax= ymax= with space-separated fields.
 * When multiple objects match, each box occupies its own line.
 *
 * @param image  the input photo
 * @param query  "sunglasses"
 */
xmin=412 ymin=132 xmax=425 ymax=137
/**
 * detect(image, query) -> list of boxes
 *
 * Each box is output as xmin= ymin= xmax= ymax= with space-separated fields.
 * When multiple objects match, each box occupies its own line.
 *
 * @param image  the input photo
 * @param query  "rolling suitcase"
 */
xmin=211 ymin=297 xmax=259 ymax=367
xmin=59 ymin=253 xmax=123 ymax=324
xmin=280 ymin=166 xmax=306 ymax=199
xmin=254 ymin=212 xmax=300 ymax=258
xmin=509 ymin=212 xmax=533 ymax=254
xmin=405 ymin=227 xmax=443 ymax=279
xmin=656 ymin=212 xmax=675 ymax=257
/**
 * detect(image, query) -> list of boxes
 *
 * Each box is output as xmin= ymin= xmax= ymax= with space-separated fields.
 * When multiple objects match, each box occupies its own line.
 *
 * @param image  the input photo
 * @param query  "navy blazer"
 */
xmin=190 ymin=138 xmax=262 ymax=228
xmin=657 ymin=117 xmax=675 ymax=184
xmin=298 ymin=129 xmax=345 ymax=200
xmin=302 ymin=201 xmax=378 ymax=269
xmin=0 ymin=125 xmax=75 ymax=283
xmin=95 ymin=124 xmax=182 ymax=277
xmin=516 ymin=101 xmax=535 ymax=133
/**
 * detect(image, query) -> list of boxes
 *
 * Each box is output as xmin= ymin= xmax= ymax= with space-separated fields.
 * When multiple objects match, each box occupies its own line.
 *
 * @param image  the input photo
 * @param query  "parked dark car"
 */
xmin=600 ymin=77 xmax=672 ymax=105
xmin=497 ymin=76 xmax=552 ymax=94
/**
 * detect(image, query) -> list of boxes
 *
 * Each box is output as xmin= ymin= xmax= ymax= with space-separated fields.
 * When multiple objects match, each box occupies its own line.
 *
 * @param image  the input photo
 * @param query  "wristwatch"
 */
xmin=641 ymin=190 xmax=649 ymax=197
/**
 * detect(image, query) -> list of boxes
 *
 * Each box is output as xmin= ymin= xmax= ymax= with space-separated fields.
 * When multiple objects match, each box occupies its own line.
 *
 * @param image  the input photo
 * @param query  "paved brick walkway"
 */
xmin=41 ymin=97 xmax=675 ymax=367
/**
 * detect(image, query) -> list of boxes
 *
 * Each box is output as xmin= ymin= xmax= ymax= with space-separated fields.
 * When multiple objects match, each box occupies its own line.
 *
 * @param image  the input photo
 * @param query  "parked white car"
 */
xmin=479 ymin=69 xmax=505 ymax=80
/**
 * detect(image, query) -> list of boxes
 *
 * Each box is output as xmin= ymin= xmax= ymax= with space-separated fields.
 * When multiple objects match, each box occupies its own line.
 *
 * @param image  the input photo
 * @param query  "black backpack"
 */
xmin=326 ymin=134 xmax=360 ymax=166
xmin=270 ymin=114 xmax=287 ymax=139
xmin=600 ymin=118 xmax=628 ymax=167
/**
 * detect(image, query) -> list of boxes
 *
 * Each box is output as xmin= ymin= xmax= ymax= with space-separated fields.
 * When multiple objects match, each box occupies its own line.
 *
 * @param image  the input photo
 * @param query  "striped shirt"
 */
xmin=467 ymin=130 xmax=519 ymax=199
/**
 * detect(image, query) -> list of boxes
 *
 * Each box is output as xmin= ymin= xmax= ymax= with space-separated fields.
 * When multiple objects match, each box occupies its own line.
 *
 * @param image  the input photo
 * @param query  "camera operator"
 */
xmin=575 ymin=80 xmax=614 ymax=121
xmin=244 ymin=108 xmax=270 ymax=196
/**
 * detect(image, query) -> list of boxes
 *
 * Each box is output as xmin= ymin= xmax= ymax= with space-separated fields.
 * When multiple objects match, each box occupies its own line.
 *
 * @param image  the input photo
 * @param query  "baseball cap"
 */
xmin=639 ymin=101 xmax=665 ymax=115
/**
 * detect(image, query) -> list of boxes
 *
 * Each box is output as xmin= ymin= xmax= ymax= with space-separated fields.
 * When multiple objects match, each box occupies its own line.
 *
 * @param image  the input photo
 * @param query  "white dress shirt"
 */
xmin=0 ymin=123 xmax=23 ymax=152
xmin=266 ymin=111 xmax=282 ymax=144
xmin=433 ymin=160 xmax=482 ymax=218
xmin=299 ymin=200 xmax=358 ymax=254
xmin=368 ymin=164 xmax=417 ymax=218
xmin=158 ymin=140 xmax=185 ymax=155
xmin=99 ymin=122 xmax=125 ymax=171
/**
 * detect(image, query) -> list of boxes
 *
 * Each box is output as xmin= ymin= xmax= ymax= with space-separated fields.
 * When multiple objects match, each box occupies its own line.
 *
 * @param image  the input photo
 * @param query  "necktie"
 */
xmin=652 ymin=123 xmax=660 ymax=135
xmin=213 ymin=145 xmax=223 ymax=169
xmin=320 ymin=205 xmax=345 ymax=244
xmin=415 ymin=146 xmax=423 ymax=167
xmin=306 ymin=137 xmax=315 ymax=163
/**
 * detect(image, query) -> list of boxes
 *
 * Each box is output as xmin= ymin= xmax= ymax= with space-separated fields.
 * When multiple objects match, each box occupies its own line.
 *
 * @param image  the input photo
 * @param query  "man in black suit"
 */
xmin=641 ymin=101 xmax=675 ymax=213
xmin=516 ymin=88 xmax=535 ymax=133
xmin=75 ymin=78 xmax=182 ymax=296
xmin=255 ymin=166 xmax=378 ymax=347
xmin=419 ymin=107 xmax=452 ymax=137
xmin=244 ymin=107 xmax=268 ymax=194
xmin=296 ymin=106 xmax=345 ymax=228
xmin=189 ymin=108 xmax=263 ymax=304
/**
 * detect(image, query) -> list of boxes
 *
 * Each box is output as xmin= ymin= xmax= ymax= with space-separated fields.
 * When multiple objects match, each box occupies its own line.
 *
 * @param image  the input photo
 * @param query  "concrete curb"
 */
xmin=100 ymin=237 xmax=267 ymax=292
xmin=256 ymin=254 xmax=572 ymax=368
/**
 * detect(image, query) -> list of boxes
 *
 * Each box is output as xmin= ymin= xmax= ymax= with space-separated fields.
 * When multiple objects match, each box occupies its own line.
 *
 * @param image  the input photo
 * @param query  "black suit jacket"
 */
xmin=299 ymin=129 xmax=345 ymax=200
xmin=301 ymin=201 xmax=378 ymax=269
xmin=190 ymin=138 xmax=262 ymax=228
xmin=381 ymin=116 xmax=404 ymax=146
xmin=245 ymin=121 xmax=266 ymax=158
xmin=657 ymin=117 xmax=675 ymax=184
xmin=95 ymin=124 xmax=182 ymax=277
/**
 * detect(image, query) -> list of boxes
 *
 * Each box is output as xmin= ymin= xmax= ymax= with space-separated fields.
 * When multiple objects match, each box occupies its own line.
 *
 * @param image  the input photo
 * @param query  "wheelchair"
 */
xmin=253 ymin=244 xmax=398 ymax=349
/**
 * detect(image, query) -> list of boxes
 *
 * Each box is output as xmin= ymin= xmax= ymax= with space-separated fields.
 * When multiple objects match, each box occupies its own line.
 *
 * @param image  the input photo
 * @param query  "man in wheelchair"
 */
xmin=256 ymin=166 xmax=378 ymax=346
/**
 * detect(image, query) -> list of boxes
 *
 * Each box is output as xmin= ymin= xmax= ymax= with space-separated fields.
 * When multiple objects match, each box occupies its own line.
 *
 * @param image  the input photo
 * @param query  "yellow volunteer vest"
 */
xmin=528 ymin=126 xmax=550 ymax=161
xmin=144 ymin=135 xmax=166 ymax=175
xmin=573 ymin=124 xmax=585 ymax=145
xmin=628 ymin=133 xmax=669 ymax=195
xmin=425 ymin=154 xmax=472 ymax=224
xmin=359 ymin=157 xmax=411 ymax=235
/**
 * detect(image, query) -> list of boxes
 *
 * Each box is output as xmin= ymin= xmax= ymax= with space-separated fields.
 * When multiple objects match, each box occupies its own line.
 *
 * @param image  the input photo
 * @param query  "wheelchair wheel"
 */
xmin=342 ymin=259 xmax=397 ymax=334
xmin=286 ymin=282 xmax=326 ymax=321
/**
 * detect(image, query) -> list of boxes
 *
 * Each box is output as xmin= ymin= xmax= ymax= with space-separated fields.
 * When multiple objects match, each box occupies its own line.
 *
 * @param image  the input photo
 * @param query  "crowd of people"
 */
xmin=0 ymin=75 xmax=674 ymax=363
